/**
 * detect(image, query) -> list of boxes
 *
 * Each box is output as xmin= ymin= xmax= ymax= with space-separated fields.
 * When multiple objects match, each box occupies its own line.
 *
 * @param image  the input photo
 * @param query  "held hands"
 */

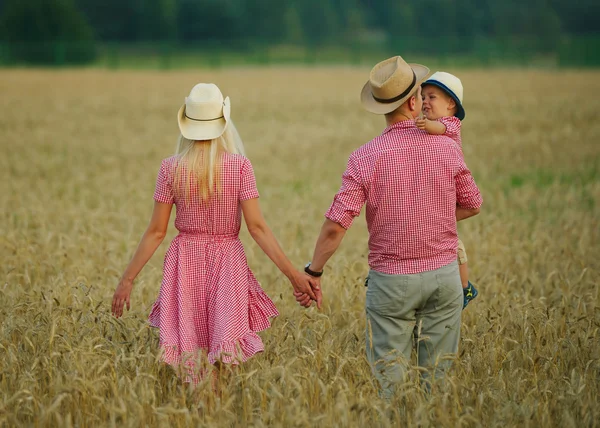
xmin=290 ymin=271 xmax=322 ymax=309
xmin=294 ymin=276 xmax=321 ymax=309
xmin=112 ymin=278 xmax=133 ymax=318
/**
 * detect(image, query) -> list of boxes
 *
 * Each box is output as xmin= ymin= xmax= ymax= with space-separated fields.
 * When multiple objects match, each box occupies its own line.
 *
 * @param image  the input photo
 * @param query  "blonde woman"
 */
xmin=111 ymin=83 xmax=319 ymax=384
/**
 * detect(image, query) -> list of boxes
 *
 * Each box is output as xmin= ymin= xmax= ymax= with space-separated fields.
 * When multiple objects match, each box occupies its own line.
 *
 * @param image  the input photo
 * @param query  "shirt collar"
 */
xmin=381 ymin=120 xmax=417 ymax=136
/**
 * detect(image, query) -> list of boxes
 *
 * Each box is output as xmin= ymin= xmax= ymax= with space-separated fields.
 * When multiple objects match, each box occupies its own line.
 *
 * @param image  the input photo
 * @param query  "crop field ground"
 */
xmin=0 ymin=66 xmax=598 ymax=427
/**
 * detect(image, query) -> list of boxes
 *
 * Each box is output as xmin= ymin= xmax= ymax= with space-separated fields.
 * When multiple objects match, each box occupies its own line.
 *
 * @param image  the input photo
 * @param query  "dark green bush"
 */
xmin=0 ymin=0 xmax=96 ymax=65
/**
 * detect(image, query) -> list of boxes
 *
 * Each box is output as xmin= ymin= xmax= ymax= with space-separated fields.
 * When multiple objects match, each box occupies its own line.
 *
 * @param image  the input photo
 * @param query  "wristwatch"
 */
xmin=304 ymin=262 xmax=323 ymax=278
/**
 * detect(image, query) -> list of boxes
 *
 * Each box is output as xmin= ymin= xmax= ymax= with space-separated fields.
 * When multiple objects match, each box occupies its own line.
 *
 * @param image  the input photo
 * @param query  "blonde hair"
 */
xmin=173 ymin=121 xmax=246 ymax=201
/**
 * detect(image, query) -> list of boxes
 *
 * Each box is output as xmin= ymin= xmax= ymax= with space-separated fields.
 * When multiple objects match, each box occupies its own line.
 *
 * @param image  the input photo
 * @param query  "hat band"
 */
xmin=372 ymin=71 xmax=416 ymax=104
xmin=185 ymin=114 xmax=224 ymax=122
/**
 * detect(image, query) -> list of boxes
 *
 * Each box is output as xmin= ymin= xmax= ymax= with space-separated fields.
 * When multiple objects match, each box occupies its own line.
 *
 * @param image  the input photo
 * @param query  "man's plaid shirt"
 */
xmin=325 ymin=120 xmax=482 ymax=275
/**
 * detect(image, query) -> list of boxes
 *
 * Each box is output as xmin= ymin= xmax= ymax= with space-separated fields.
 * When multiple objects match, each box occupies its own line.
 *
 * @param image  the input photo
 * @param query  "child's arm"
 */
xmin=416 ymin=117 xmax=447 ymax=135
xmin=241 ymin=198 xmax=321 ymax=307
xmin=112 ymin=202 xmax=172 ymax=318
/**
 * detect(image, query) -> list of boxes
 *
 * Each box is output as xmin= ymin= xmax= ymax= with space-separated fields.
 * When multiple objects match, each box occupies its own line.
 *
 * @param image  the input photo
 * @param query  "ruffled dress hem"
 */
xmin=147 ymin=286 xmax=279 ymax=367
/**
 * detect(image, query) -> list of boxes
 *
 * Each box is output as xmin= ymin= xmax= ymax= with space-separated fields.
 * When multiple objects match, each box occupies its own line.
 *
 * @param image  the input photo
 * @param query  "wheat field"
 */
xmin=0 ymin=66 xmax=599 ymax=427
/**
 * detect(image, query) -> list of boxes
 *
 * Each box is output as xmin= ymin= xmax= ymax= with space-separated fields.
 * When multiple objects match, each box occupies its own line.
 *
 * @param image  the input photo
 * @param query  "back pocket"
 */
xmin=434 ymin=263 xmax=462 ymax=309
xmin=365 ymin=272 xmax=408 ymax=316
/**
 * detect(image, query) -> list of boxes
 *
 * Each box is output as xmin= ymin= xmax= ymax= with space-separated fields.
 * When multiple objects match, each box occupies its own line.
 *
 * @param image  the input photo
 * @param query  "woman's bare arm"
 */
xmin=241 ymin=198 xmax=318 ymax=303
xmin=112 ymin=201 xmax=172 ymax=317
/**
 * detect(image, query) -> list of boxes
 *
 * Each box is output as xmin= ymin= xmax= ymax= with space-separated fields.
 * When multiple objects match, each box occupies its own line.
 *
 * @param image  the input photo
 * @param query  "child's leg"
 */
xmin=459 ymin=263 xmax=469 ymax=289
xmin=458 ymin=238 xmax=478 ymax=309
xmin=457 ymin=239 xmax=469 ymax=288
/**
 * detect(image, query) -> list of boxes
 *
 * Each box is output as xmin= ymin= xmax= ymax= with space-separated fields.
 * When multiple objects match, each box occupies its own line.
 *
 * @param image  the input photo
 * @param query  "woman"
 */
xmin=111 ymin=83 xmax=318 ymax=384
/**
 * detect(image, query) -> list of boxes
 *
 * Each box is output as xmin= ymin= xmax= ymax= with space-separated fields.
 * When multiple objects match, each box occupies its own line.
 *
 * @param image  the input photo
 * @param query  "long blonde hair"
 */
xmin=173 ymin=120 xmax=246 ymax=201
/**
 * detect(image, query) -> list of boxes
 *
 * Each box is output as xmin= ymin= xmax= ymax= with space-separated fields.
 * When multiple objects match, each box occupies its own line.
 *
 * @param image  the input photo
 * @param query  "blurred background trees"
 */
xmin=0 ymin=0 xmax=95 ymax=64
xmin=0 ymin=0 xmax=597 ymax=66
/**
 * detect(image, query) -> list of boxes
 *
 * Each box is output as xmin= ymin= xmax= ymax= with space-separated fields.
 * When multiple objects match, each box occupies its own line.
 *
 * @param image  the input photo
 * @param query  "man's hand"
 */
xmin=293 ymin=276 xmax=322 ymax=309
xmin=112 ymin=278 xmax=133 ymax=318
xmin=289 ymin=270 xmax=319 ymax=302
xmin=415 ymin=117 xmax=428 ymax=130
xmin=294 ymin=218 xmax=346 ymax=310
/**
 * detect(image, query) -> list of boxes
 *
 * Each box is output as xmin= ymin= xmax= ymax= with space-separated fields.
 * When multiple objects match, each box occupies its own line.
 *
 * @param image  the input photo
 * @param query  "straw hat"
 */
xmin=361 ymin=56 xmax=430 ymax=115
xmin=177 ymin=83 xmax=230 ymax=140
xmin=422 ymin=71 xmax=465 ymax=120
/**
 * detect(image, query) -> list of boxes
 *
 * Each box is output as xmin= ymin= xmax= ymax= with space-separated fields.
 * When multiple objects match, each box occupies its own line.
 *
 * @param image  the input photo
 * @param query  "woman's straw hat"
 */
xmin=361 ymin=56 xmax=430 ymax=115
xmin=421 ymin=71 xmax=465 ymax=120
xmin=177 ymin=83 xmax=230 ymax=140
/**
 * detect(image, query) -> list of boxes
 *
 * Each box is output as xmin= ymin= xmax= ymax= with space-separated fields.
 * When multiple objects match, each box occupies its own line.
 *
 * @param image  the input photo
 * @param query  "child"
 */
xmin=416 ymin=71 xmax=479 ymax=309
xmin=111 ymin=83 xmax=319 ymax=384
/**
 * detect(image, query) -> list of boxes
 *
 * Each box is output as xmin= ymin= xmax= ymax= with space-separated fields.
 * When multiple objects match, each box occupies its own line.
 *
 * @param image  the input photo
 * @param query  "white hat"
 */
xmin=422 ymin=72 xmax=465 ymax=120
xmin=361 ymin=56 xmax=430 ymax=115
xmin=177 ymin=83 xmax=231 ymax=140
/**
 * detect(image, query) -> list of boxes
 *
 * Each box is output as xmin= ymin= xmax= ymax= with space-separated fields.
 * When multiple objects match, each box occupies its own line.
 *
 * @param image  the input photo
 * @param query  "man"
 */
xmin=296 ymin=56 xmax=482 ymax=397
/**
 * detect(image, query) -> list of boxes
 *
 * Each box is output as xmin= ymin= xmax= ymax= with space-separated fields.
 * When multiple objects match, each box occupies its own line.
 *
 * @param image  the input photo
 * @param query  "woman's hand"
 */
xmin=111 ymin=201 xmax=172 ymax=318
xmin=112 ymin=278 xmax=134 ymax=318
xmin=291 ymin=273 xmax=322 ymax=309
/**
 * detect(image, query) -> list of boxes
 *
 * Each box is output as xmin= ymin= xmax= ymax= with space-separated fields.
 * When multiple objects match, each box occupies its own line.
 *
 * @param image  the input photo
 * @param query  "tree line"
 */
xmin=0 ymin=0 xmax=598 ymax=64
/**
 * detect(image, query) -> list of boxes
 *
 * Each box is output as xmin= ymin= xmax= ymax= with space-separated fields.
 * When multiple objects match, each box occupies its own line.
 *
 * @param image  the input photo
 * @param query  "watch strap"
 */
xmin=304 ymin=263 xmax=323 ymax=277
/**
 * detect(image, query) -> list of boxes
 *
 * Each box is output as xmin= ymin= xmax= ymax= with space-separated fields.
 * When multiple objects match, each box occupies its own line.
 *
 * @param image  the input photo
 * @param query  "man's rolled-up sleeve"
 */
xmin=325 ymin=156 xmax=366 ymax=229
xmin=455 ymin=154 xmax=483 ymax=210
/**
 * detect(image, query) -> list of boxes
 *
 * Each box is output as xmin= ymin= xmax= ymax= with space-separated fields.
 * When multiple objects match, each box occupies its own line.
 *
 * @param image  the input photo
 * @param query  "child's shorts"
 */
xmin=457 ymin=238 xmax=468 ymax=265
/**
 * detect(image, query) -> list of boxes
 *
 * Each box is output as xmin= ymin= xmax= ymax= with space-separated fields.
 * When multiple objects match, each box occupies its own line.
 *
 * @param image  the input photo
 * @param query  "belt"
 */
xmin=177 ymin=232 xmax=238 ymax=243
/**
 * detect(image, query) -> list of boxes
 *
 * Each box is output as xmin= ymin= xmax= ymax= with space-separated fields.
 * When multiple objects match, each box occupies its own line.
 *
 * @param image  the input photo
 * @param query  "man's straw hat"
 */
xmin=361 ymin=56 xmax=430 ymax=115
xmin=177 ymin=83 xmax=230 ymax=140
xmin=422 ymin=71 xmax=465 ymax=120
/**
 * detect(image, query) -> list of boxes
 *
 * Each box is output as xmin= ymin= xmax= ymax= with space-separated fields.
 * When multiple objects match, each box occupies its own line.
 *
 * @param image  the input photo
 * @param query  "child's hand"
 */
xmin=415 ymin=117 xmax=428 ymax=130
xmin=112 ymin=278 xmax=133 ymax=318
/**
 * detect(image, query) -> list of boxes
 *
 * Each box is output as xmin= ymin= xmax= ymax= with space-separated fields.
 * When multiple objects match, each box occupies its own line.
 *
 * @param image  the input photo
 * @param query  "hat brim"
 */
xmin=360 ymin=64 xmax=430 ymax=115
xmin=421 ymin=80 xmax=465 ymax=120
xmin=177 ymin=97 xmax=231 ymax=140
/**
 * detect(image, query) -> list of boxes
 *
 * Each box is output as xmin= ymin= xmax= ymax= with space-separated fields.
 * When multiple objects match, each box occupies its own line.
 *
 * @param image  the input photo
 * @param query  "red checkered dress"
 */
xmin=148 ymin=153 xmax=279 ymax=380
xmin=325 ymin=120 xmax=482 ymax=275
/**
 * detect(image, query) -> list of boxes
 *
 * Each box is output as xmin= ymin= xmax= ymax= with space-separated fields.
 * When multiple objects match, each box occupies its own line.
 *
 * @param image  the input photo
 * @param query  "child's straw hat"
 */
xmin=422 ymin=72 xmax=465 ymax=120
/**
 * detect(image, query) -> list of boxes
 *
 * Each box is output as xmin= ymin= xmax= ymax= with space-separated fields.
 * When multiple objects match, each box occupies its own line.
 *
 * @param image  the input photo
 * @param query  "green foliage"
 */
xmin=176 ymin=0 xmax=243 ymax=46
xmin=298 ymin=0 xmax=340 ymax=47
xmin=0 ymin=0 xmax=95 ymax=64
xmin=550 ymin=0 xmax=600 ymax=35
xmin=1 ymin=0 xmax=599 ymax=66
xmin=284 ymin=6 xmax=305 ymax=45
xmin=489 ymin=0 xmax=562 ymax=52
xmin=243 ymin=0 xmax=288 ymax=43
xmin=76 ymin=0 xmax=139 ymax=41
xmin=558 ymin=35 xmax=600 ymax=67
xmin=140 ymin=0 xmax=177 ymax=41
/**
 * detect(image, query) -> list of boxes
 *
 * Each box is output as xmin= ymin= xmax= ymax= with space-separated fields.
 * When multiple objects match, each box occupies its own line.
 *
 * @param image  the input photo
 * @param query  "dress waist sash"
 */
xmin=177 ymin=232 xmax=239 ymax=243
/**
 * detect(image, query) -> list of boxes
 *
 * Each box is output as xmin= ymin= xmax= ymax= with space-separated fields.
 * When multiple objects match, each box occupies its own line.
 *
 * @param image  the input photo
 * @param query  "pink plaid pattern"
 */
xmin=148 ymin=154 xmax=279 ymax=381
xmin=325 ymin=121 xmax=482 ymax=275
xmin=438 ymin=116 xmax=462 ymax=148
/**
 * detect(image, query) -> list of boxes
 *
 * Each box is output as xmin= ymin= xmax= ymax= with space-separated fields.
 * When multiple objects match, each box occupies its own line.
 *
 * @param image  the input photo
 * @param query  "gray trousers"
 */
xmin=365 ymin=261 xmax=462 ymax=397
